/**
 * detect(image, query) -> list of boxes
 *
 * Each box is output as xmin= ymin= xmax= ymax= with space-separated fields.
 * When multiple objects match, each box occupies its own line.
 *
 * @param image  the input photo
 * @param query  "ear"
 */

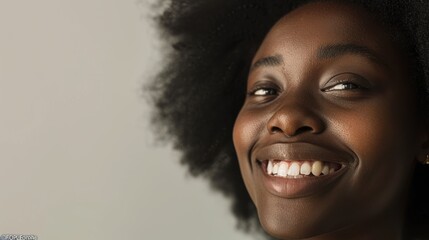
xmin=416 ymin=121 xmax=429 ymax=165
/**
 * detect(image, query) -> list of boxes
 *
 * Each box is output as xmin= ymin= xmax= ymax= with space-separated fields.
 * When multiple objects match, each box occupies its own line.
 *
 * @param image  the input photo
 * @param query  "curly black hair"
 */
xmin=148 ymin=0 xmax=429 ymax=238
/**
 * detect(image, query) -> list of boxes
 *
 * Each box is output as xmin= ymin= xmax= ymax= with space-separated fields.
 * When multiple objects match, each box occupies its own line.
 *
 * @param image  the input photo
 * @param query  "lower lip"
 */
xmin=257 ymin=162 xmax=347 ymax=198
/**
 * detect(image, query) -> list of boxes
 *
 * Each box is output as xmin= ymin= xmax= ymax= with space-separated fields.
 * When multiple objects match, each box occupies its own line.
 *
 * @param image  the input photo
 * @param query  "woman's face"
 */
xmin=233 ymin=1 xmax=425 ymax=239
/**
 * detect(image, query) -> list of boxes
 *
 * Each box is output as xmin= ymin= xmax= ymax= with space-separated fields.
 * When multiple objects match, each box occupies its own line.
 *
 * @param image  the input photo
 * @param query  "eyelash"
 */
xmin=248 ymin=81 xmax=366 ymax=97
xmin=247 ymin=85 xmax=279 ymax=97
xmin=322 ymin=82 xmax=367 ymax=92
xmin=249 ymin=87 xmax=278 ymax=96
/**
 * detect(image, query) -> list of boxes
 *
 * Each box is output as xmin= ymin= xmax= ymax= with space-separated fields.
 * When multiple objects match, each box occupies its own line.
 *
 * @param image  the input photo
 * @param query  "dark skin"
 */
xmin=233 ymin=1 xmax=429 ymax=240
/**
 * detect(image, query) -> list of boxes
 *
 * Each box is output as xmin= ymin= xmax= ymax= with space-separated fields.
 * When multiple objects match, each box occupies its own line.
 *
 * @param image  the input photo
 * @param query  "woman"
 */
xmin=149 ymin=0 xmax=429 ymax=239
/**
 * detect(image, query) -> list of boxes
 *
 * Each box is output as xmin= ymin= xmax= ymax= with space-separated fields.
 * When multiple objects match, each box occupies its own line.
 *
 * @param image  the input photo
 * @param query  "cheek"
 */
xmin=232 ymin=108 xmax=267 ymax=202
xmin=332 ymin=99 xmax=417 ymax=212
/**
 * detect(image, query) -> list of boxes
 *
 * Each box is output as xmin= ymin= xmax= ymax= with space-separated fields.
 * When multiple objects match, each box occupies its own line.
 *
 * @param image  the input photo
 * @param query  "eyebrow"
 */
xmin=317 ymin=43 xmax=387 ymax=68
xmin=250 ymin=43 xmax=388 ymax=73
xmin=250 ymin=55 xmax=283 ymax=72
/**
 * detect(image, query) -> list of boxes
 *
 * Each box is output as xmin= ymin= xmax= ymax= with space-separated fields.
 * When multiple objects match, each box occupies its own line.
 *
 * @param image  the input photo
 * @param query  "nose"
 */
xmin=267 ymin=97 xmax=325 ymax=137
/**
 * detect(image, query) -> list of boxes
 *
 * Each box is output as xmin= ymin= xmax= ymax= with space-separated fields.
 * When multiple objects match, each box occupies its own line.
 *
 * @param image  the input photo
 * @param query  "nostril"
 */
xmin=269 ymin=125 xmax=315 ymax=136
xmin=266 ymin=107 xmax=325 ymax=136
xmin=269 ymin=126 xmax=283 ymax=134
xmin=294 ymin=126 xmax=314 ymax=135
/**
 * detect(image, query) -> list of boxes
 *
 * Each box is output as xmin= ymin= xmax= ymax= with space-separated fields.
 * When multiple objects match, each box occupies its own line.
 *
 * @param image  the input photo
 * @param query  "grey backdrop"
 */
xmin=0 ymin=1 xmax=252 ymax=239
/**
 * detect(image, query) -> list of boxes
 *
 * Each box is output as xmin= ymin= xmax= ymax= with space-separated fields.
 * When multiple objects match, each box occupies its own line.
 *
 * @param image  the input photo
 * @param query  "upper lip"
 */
xmin=253 ymin=142 xmax=353 ymax=166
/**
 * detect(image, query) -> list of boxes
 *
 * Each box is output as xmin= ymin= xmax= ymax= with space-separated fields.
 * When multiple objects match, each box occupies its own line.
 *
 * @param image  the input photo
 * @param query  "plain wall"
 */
xmin=0 ymin=1 xmax=252 ymax=239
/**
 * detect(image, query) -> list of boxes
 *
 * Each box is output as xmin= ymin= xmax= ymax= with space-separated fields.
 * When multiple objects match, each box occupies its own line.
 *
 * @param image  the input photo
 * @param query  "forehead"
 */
xmin=253 ymin=1 xmax=399 ymax=67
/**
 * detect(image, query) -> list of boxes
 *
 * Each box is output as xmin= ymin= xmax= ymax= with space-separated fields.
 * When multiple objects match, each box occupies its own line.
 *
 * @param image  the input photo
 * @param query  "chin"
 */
xmin=254 ymin=196 xmax=352 ymax=240
xmin=259 ymin=219 xmax=339 ymax=240
xmin=258 ymin=213 xmax=324 ymax=240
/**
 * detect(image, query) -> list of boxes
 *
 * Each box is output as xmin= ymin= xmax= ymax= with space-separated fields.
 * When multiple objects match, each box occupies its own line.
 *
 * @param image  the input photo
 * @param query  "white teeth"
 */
xmin=267 ymin=161 xmax=273 ymax=175
xmin=266 ymin=160 xmax=340 ymax=178
xmin=300 ymin=162 xmax=311 ymax=176
xmin=321 ymin=165 xmax=330 ymax=175
xmin=272 ymin=163 xmax=279 ymax=175
xmin=288 ymin=162 xmax=300 ymax=176
xmin=277 ymin=162 xmax=289 ymax=177
xmin=311 ymin=161 xmax=323 ymax=176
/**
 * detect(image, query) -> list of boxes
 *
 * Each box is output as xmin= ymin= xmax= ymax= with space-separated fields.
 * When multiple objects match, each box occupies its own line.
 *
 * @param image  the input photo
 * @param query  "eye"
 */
xmin=322 ymin=73 xmax=371 ymax=94
xmin=323 ymin=82 xmax=366 ymax=92
xmin=250 ymin=87 xmax=278 ymax=96
xmin=246 ymin=82 xmax=281 ymax=104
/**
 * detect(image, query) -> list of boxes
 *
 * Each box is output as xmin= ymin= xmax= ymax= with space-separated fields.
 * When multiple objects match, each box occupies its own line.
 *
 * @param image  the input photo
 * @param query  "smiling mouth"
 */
xmin=260 ymin=160 xmax=343 ymax=178
xmin=252 ymin=143 xmax=351 ymax=198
